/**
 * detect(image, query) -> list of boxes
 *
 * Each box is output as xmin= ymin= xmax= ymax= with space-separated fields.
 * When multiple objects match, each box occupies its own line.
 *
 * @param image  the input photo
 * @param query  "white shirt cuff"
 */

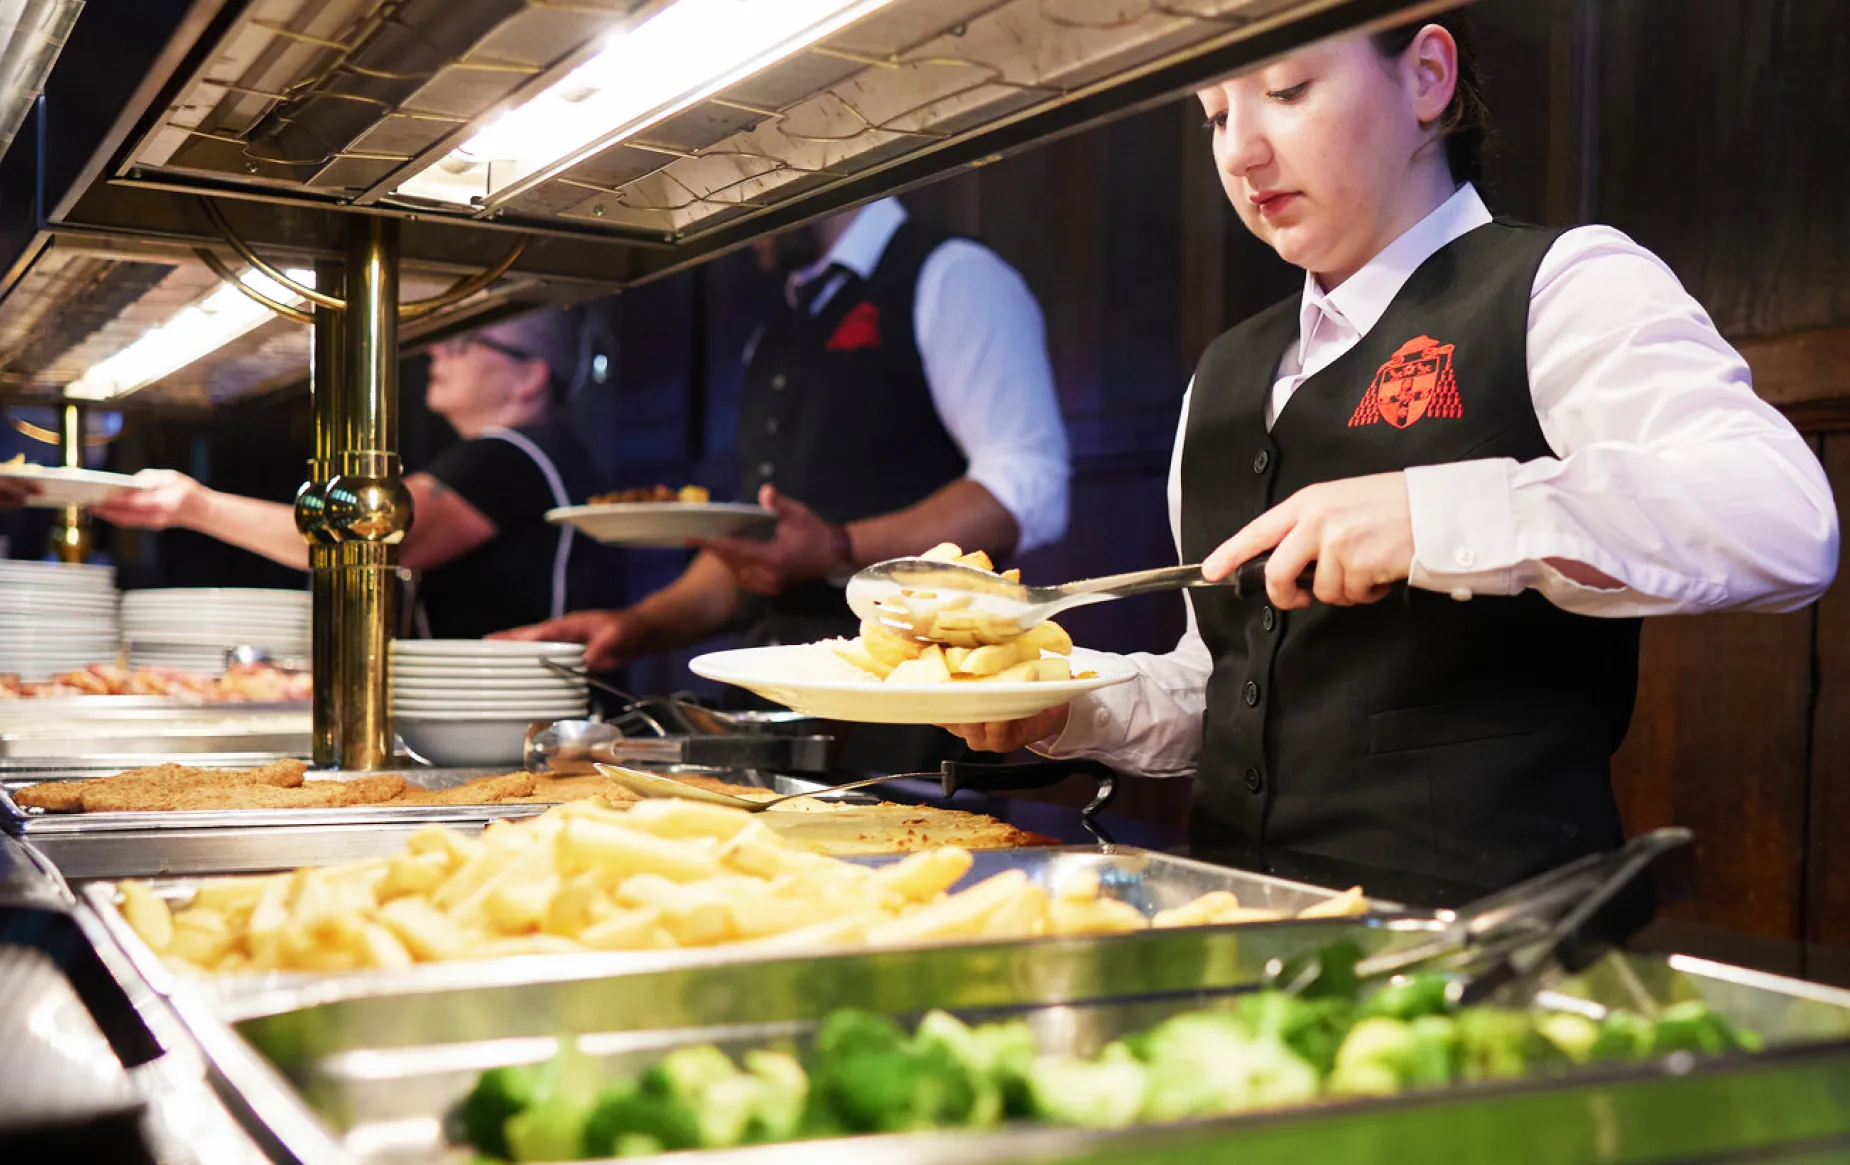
xmin=1405 ymin=458 xmax=1522 ymax=598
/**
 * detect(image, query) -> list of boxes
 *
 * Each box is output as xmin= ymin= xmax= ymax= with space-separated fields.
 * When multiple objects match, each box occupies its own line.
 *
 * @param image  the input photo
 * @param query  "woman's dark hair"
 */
xmin=1371 ymin=14 xmax=1489 ymax=186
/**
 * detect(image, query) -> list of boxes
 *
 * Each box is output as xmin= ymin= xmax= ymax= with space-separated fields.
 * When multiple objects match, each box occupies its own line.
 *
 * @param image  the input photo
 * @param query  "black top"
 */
xmin=734 ymin=219 xmax=970 ymax=646
xmin=1179 ymin=220 xmax=1641 ymax=890
xmin=415 ymin=418 xmax=623 ymax=640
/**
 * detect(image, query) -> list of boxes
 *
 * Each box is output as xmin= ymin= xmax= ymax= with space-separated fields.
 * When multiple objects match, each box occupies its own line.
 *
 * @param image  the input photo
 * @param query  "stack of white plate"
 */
xmin=0 ymin=561 xmax=121 ymax=678
xmin=391 ymin=640 xmax=590 ymax=766
xmin=123 ymin=587 xmax=310 ymax=674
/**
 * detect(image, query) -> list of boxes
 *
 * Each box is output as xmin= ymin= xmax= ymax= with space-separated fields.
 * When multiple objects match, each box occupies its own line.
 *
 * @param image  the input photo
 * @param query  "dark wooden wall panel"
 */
xmin=1610 ymin=608 xmax=1813 ymax=939
xmin=1594 ymin=0 xmax=1850 ymax=339
xmin=1808 ymin=437 xmax=1850 ymax=971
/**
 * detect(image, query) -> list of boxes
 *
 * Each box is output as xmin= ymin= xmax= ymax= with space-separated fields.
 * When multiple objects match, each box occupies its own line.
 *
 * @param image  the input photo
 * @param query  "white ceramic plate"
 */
xmin=0 ymin=464 xmax=144 ymax=508
xmin=0 ymin=638 xmax=119 ymax=652
xmin=124 ymin=631 xmax=307 ymax=647
xmin=0 ymin=564 xmax=116 ymax=589
xmin=0 ymin=613 xmax=117 ymax=628
xmin=393 ymin=700 xmax=586 ymax=716
xmin=546 ymin=502 xmax=776 ymax=548
xmin=689 ymin=643 xmax=1137 ymax=724
xmin=393 ymin=676 xmax=587 ymax=693
xmin=390 ymin=640 xmax=586 ymax=660
xmin=123 ymin=587 xmax=307 ymax=604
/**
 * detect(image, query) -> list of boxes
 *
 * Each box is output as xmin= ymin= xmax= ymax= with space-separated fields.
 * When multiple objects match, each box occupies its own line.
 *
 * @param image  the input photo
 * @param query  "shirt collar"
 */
xmin=1299 ymin=183 xmax=1492 ymax=342
xmin=790 ymin=197 xmax=907 ymax=293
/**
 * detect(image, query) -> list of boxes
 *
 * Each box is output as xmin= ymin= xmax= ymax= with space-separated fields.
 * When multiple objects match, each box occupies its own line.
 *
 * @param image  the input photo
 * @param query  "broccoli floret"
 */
xmin=811 ymin=1041 xmax=979 ymax=1133
xmin=581 ymin=1081 xmax=702 ymax=1156
xmin=1455 ymin=1008 xmax=1555 ymax=1081
xmin=1235 ymin=992 xmax=1356 ymax=1076
xmin=968 ymin=1020 xmax=1040 ymax=1116
xmin=695 ymin=1073 xmax=766 ymax=1148
xmin=1405 ymin=1015 xmax=1460 ymax=1087
xmin=741 ymin=1050 xmax=809 ymax=1143
xmin=1591 ymin=1009 xmax=1655 ymax=1062
xmin=1024 ymin=1048 xmax=1148 ymax=1129
xmin=814 ymin=1010 xmax=907 ymax=1062
xmin=911 ymin=1012 xmax=1020 ymax=1126
xmin=1268 ymin=940 xmax=1364 ymax=1000
xmin=1138 ymin=1024 xmax=1320 ymax=1123
xmin=1537 ymin=1012 xmax=1601 ymax=1065
xmin=613 ymin=1134 xmax=663 ymax=1158
xmin=638 ymin=1045 xmax=740 ymax=1102
xmin=1651 ymin=1001 xmax=1745 ymax=1057
xmin=1329 ymin=1016 xmax=1419 ymax=1095
xmin=458 ymin=1065 xmax=541 ymax=1159
xmin=1358 ymin=974 xmax=1451 ymax=1022
xmin=503 ymin=1095 xmax=590 ymax=1163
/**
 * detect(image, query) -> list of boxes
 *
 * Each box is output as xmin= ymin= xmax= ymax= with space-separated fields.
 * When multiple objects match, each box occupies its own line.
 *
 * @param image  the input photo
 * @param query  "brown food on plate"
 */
xmin=588 ymin=484 xmax=711 ymax=505
xmin=51 ymin=758 xmax=311 ymax=813
xmin=13 ymin=764 xmax=608 ymax=815
xmin=102 ymin=773 xmax=407 ymax=813
xmin=0 ymin=662 xmax=311 ymax=703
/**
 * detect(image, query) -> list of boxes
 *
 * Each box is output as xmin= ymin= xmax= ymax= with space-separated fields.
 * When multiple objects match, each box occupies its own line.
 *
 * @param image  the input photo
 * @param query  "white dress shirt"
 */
xmin=774 ymin=197 xmax=1070 ymax=553
xmin=1043 ymin=184 xmax=1839 ymax=778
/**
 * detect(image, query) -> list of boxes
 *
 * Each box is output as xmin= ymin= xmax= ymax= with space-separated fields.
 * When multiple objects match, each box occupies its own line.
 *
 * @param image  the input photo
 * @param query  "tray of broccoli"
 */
xmin=448 ymin=964 xmax=1767 ymax=1161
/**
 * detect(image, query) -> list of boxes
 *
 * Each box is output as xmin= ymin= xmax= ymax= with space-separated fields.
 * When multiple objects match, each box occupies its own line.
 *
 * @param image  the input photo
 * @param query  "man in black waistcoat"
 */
xmin=503 ymin=198 xmax=1069 ymax=772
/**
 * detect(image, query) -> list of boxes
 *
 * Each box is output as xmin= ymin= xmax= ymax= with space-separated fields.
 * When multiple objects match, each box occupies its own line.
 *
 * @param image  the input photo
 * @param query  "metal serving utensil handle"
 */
xmin=939 ymin=758 xmax=1120 ymax=819
xmin=1053 ymin=553 xmax=1308 ymax=607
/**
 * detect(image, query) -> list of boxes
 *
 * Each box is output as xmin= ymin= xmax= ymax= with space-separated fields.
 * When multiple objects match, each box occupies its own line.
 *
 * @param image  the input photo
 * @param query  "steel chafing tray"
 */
xmin=75 ymin=845 xmax=1385 ymax=1017
xmin=136 ymin=922 xmax=1850 ymax=1165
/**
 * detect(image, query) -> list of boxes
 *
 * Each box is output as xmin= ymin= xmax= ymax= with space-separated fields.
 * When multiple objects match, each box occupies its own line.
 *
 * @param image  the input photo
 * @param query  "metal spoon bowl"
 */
xmin=846 ymin=554 xmax=1294 ymax=643
xmin=594 ymin=762 xmax=909 ymax=812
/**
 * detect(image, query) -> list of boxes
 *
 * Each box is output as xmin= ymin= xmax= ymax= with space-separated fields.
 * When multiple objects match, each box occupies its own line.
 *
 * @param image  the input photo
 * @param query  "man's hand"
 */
xmin=699 ymin=485 xmax=840 ymax=596
xmin=940 ymin=704 xmax=1071 ymax=754
xmin=89 ymin=468 xmax=207 ymax=530
xmin=0 ymin=478 xmax=40 ymax=509
xmin=490 ymin=609 xmax=632 ymax=671
xmin=1203 ymin=472 xmax=1414 ymax=609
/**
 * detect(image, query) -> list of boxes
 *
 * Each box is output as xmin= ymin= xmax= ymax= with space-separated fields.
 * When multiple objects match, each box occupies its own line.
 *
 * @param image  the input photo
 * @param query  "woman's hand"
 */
xmin=89 ymin=468 xmax=208 ymax=530
xmin=1203 ymin=472 xmax=1414 ymax=609
xmin=940 ymin=704 xmax=1071 ymax=754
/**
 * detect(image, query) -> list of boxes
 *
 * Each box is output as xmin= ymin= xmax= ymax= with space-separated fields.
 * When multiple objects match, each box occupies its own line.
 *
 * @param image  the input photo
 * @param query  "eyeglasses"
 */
xmin=433 ymin=335 xmax=539 ymax=364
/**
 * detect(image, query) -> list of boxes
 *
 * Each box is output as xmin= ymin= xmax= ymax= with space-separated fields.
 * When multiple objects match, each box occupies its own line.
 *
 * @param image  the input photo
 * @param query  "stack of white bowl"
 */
xmin=123 ymin=587 xmax=310 ymax=674
xmin=391 ymin=640 xmax=590 ymax=766
xmin=0 ymin=560 xmax=121 ymax=678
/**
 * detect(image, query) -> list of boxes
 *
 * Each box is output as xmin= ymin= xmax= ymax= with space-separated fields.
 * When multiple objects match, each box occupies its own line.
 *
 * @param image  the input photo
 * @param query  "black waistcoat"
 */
xmin=736 ymin=219 xmax=968 ymax=644
xmin=1179 ymin=220 xmax=1640 ymax=891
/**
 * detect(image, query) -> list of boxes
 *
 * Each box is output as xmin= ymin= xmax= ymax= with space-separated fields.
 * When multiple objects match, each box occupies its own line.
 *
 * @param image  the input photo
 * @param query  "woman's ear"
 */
xmin=1407 ymin=24 xmax=1460 ymax=126
xmin=513 ymin=358 xmax=552 ymax=407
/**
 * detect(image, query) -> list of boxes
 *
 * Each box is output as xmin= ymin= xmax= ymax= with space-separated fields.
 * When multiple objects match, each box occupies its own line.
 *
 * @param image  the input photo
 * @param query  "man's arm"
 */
xmin=398 ymin=473 xmax=495 ymax=572
xmin=493 ymin=549 xmax=740 ymax=669
xmin=842 ymin=477 xmax=1019 ymax=564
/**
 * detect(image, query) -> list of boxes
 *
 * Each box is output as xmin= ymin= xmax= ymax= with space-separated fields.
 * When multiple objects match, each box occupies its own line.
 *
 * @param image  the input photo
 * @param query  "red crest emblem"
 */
xmin=1348 ymin=335 xmax=1461 ymax=428
xmin=825 ymin=302 xmax=881 ymax=352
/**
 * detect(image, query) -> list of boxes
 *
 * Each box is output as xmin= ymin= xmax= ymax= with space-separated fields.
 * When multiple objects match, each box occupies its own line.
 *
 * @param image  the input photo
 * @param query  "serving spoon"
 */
xmin=846 ymin=552 xmax=1310 ymax=643
xmin=595 ymin=763 xmax=911 ymax=811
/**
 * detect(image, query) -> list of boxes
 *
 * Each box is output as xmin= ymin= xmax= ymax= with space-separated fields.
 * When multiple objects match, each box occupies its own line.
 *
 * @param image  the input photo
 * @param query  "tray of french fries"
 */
xmin=73 ymin=796 xmax=1384 ymax=1016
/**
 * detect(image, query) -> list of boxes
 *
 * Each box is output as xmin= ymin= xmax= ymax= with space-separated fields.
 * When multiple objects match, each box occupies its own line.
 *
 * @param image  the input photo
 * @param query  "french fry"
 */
xmin=168 ymin=909 xmax=233 ymax=967
xmin=557 ymin=818 xmax=727 ymax=884
xmin=484 ymin=872 xmax=559 ymax=934
xmin=859 ymin=619 xmax=925 ymax=668
xmin=1046 ymin=897 xmax=1147 ymax=936
xmin=1296 ymin=886 xmax=1367 ymax=919
xmin=956 ymin=642 xmax=1028 ymax=677
xmin=118 ymin=881 xmax=174 ymax=953
xmin=832 ymin=639 xmax=895 ymax=678
xmin=360 ymin=922 xmax=415 ymax=970
xmin=871 ymin=848 xmax=973 ymax=902
xmin=920 ymin=543 xmax=964 ymax=562
xmin=1151 ymin=890 xmax=1242 ymax=929
xmin=1054 ymin=867 xmax=1102 ymax=903
xmin=887 ymin=646 xmax=953 ymax=684
xmin=577 ymin=907 xmax=665 ymax=951
xmin=866 ymin=870 xmax=1032 ymax=944
xmin=379 ymin=897 xmax=468 ymax=961
xmin=1018 ymin=620 xmax=1074 ymax=656
xmin=623 ymin=798 xmax=758 ymax=843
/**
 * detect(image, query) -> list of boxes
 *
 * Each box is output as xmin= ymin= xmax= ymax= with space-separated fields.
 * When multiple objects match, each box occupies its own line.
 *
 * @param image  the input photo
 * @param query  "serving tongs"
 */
xmin=1271 ymin=828 xmax=1695 ymax=1007
xmin=847 ymin=552 xmax=1314 ymax=641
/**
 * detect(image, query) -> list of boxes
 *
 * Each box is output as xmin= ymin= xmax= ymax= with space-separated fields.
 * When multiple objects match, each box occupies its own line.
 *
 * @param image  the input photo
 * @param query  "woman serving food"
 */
xmin=943 ymin=15 xmax=1838 ymax=894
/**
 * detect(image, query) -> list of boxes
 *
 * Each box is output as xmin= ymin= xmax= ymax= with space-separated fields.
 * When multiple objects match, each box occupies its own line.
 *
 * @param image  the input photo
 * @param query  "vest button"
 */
xmin=1261 ymin=606 xmax=1276 ymax=632
xmin=770 ymin=373 xmax=788 ymax=391
xmin=757 ymin=461 xmax=775 ymax=479
xmin=1252 ymin=450 xmax=1270 ymax=474
xmin=1243 ymin=767 xmax=1264 ymax=793
xmin=1243 ymin=680 xmax=1260 ymax=706
xmin=765 ymin=417 xmax=780 ymax=436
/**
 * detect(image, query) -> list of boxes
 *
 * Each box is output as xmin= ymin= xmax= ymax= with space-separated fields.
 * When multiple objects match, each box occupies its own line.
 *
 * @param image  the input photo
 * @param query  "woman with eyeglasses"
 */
xmin=93 ymin=311 xmax=619 ymax=640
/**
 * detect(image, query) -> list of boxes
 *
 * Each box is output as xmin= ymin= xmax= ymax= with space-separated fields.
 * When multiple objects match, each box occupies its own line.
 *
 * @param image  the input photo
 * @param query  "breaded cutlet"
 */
xmin=504 ymin=774 xmax=622 ymax=803
xmin=80 ymin=770 xmax=400 ymax=814
xmin=392 ymin=771 xmax=538 ymax=805
xmin=15 ymin=758 xmax=309 ymax=813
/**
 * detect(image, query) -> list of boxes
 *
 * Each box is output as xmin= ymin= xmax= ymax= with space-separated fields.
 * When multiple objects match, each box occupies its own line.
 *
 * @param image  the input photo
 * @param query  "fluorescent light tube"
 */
xmin=66 ymin=268 xmax=314 ymax=401
xmin=396 ymin=0 xmax=896 ymax=207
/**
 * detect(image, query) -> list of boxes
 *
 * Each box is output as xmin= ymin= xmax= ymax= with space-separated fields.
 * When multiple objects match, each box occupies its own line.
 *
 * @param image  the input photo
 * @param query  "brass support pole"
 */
xmin=49 ymin=402 xmax=90 ymax=563
xmin=320 ymin=218 xmax=412 ymax=770
xmin=298 ymin=258 xmax=346 ymax=768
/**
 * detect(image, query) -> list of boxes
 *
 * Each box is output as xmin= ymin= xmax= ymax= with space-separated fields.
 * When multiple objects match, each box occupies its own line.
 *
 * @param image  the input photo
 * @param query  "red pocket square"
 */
xmin=825 ymin=302 xmax=881 ymax=351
